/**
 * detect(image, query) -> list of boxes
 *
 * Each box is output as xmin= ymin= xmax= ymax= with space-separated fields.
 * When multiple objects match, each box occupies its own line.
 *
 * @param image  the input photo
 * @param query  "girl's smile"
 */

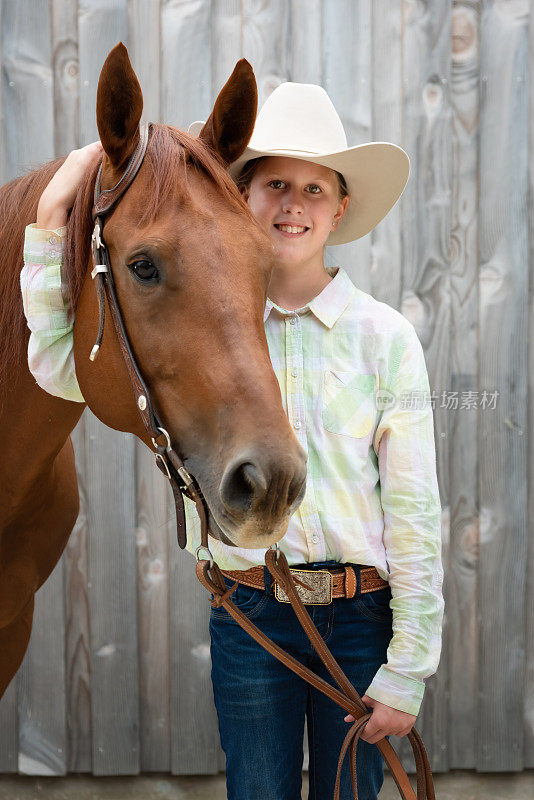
xmin=273 ymin=223 xmax=309 ymax=237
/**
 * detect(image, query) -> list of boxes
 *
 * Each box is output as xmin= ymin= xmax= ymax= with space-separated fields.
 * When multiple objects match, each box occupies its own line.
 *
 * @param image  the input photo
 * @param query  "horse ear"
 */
xmin=96 ymin=42 xmax=143 ymax=170
xmin=197 ymin=59 xmax=257 ymax=167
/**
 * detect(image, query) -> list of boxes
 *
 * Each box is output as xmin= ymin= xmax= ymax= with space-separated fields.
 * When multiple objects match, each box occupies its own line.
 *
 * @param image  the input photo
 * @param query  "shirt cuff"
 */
xmin=364 ymin=665 xmax=425 ymax=716
xmin=24 ymin=221 xmax=67 ymax=249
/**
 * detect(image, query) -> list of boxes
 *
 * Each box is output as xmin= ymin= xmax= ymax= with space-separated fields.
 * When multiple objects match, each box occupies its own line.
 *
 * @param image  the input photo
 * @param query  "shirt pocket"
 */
xmin=322 ymin=369 xmax=377 ymax=438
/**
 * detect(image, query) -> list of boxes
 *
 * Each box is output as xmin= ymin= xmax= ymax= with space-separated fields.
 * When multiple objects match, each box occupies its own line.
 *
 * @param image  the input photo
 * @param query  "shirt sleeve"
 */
xmin=363 ymin=323 xmax=444 ymax=716
xmin=20 ymin=223 xmax=85 ymax=403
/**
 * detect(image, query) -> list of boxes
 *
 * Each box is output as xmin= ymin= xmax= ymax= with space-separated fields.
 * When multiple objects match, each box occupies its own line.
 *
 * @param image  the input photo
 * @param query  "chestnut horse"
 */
xmin=0 ymin=43 xmax=306 ymax=698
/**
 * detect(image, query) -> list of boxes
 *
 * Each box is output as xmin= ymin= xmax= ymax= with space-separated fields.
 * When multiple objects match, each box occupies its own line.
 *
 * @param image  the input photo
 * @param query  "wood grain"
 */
xmin=65 ymin=417 xmax=93 ymax=773
xmin=0 ymin=0 xmax=54 ymax=181
xmin=135 ymin=440 xmax=171 ymax=772
xmin=477 ymin=0 xmax=528 ymax=771
xmin=447 ymin=0 xmax=479 ymax=770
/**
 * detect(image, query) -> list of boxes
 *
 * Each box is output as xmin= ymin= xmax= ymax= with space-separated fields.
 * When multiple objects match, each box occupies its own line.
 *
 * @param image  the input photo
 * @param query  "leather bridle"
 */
xmin=90 ymin=122 xmax=209 ymax=556
xmin=88 ymin=123 xmax=436 ymax=800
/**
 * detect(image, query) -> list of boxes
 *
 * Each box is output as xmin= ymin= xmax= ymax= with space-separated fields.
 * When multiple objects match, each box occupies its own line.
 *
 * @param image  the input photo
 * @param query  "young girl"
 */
xmin=22 ymin=82 xmax=444 ymax=800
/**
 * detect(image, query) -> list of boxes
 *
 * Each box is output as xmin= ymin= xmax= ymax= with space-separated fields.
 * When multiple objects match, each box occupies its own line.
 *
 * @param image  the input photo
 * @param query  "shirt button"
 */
xmin=293 ymin=420 xmax=301 ymax=430
xmin=48 ymin=235 xmax=58 ymax=245
xmin=311 ymin=536 xmax=319 ymax=544
xmin=291 ymin=368 xmax=298 ymax=378
xmin=290 ymin=317 xmax=296 ymax=325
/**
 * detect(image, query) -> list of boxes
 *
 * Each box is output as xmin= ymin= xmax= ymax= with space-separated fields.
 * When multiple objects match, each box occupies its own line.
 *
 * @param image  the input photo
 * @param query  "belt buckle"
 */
xmin=274 ymin=569 xmax=333 ymax=605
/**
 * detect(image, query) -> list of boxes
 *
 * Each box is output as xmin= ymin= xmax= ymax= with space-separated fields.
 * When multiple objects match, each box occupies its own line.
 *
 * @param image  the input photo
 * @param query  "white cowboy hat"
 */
xmin=188 ymin=81 xmax=410 ymax=245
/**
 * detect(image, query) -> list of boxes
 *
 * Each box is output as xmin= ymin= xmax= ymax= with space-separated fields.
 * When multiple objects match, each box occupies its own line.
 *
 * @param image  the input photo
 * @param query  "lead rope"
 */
xmin=264 ymin=548 xmax=434 ymax=800
xmin=196 ymin=506 xmax=433 ymax=800
xmin=196 ymin=552 xmax=430 ymax=800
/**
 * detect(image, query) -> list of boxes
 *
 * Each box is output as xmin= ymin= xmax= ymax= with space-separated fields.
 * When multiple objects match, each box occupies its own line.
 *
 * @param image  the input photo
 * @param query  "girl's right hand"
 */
xmin=37 ymin=140 xmax=103 ymax=229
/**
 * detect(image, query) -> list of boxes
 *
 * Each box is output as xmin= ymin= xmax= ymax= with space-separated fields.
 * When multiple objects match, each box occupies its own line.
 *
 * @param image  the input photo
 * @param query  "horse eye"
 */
xmin=129 ymin=259 xmax=159 ymax=283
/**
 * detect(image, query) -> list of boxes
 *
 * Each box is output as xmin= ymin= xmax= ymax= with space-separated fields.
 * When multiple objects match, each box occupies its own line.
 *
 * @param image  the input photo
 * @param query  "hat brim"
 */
xmin=187 ymin=121 xmax=410 ymax=245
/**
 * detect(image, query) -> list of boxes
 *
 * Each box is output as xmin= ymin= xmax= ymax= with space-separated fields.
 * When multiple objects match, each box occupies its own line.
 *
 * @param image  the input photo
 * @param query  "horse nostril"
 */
xmin=287 ymin=464 xmax=307 ymax=508
xmin=220 ymin=459 xmax=268 ymax=514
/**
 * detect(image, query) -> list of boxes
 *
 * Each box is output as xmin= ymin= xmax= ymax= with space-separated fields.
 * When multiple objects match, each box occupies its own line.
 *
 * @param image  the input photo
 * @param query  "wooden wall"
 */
xmin=0 ymin=0 xmax=532 ymax=779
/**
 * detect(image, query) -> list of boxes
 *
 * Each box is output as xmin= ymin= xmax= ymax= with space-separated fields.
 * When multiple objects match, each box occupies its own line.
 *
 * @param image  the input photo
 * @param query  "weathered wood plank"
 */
xmin=84 ymin=411 xmax=139 ymax=775
xmin=477 ymin=0 xmax=528 ymax=771
xmin=526 ymin=0 xmax=534 ymax=768
xmin=78 ymin=0 xmax=129 ymax=145
xmin=369 ymin=0 xmax=403 ymax=312
xmin=161 ymin=0 xmax=211 ymax=130
xmin=52 ymin=0 xmax=79 ymax=157
xmin=18 ymin=560 xmax=67 ymax=776
xmin=242 ymin=0 xmax=289 ymax=108
xmin=65 ymin=416 xmax=93 ymax=773
xmin=447 ymin=0 xmax=480 ymax=771
xmin=1 ymin=0 xmax=54 ymax=181
xmin=288 ymin=0 xmax=322 ymax=85
xmin=211 ymin=0 xmax=242 ymax=101
xmin=128 ymin=0 xmax=161 ymax=125
xmin=397 ymin=0 xmax=452 ymax=775
xmin=135 ymin=440 xmax=171 ymax=772
xmin=322 ymin=0 xmax=372 ymax=293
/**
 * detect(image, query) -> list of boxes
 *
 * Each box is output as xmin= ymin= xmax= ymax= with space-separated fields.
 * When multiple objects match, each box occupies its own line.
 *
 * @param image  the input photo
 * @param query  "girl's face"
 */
xmin=240 ymin=156 xmax=349 ymax=269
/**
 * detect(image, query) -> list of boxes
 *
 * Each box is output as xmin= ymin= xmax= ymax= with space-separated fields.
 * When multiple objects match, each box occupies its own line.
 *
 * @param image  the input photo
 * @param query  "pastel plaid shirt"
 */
xmin=21 ymin=223 xmax=444 ymax=716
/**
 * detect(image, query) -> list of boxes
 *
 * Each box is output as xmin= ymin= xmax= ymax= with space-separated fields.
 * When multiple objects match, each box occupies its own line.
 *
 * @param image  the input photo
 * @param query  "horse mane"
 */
xmin=0 ymin=123 xmax=256 ymax=401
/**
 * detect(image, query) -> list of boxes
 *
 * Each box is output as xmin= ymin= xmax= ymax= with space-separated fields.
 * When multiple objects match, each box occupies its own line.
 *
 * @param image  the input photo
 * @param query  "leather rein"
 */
xmin=88 ymin=122 xmax=436 ymax=800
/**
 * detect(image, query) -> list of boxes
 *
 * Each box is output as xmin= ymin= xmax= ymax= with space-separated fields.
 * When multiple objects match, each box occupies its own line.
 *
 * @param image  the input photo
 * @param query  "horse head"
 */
xmin=71 ymin=43 xmax=307 ymax=550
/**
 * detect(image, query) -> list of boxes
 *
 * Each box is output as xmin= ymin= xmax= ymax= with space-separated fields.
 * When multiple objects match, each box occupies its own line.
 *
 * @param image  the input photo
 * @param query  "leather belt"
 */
xmin=221 ymin=564 xmax=389 ymax=605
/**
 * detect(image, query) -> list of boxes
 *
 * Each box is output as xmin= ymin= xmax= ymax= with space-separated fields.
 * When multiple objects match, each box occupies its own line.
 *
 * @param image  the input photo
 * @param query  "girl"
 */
xmin=22 ymin=81 xmax=444 ymax=800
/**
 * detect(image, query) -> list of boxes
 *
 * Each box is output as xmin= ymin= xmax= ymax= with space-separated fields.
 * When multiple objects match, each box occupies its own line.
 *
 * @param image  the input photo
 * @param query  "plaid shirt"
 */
xmin=21 ymin=223 xmax=444 ymax=716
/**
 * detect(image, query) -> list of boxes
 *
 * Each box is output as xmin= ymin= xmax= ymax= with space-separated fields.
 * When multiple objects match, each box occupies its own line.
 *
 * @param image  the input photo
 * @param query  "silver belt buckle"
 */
xmin=274 ymin=568 xmax=333 ymax=605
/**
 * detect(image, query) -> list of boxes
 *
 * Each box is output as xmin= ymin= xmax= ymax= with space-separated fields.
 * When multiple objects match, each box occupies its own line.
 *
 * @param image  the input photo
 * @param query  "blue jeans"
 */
xmin=209 ymin=560 xmax=394 ymax=800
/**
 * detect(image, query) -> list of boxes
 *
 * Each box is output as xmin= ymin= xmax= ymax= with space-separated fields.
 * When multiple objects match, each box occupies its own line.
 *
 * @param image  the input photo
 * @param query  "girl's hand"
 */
xmin=344 ymin=694 xmax=417 ymax=743
xmin=37 ymin=140 xmax=103 ymax=229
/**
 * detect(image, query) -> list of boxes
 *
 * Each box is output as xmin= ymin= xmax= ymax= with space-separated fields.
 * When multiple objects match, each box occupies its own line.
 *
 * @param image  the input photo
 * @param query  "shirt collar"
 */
xmin=263 ymin=266 xmax=357 ymax=328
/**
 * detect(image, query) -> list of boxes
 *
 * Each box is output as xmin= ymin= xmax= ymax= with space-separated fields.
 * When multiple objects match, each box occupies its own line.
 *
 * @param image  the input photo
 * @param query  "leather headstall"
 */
xmin=89 ymin=122 xmax=210 ymax=555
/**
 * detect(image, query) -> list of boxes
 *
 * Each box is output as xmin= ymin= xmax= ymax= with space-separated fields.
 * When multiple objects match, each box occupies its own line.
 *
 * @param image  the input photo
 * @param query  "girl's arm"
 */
xmin=20 ymin=140 xmax=103 ymax=403
xmin=363 ymin=323 xmax=444 ymax=717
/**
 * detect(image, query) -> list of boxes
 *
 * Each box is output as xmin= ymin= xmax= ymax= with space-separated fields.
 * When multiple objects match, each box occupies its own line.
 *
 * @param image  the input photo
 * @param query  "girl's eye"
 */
xmin=269 ymin=179 xmax=285 ymax=189
xmin=128 ymin=259 xmax=159 ymax=283
xmin=307 ymin=184 xmax=321 ymax=194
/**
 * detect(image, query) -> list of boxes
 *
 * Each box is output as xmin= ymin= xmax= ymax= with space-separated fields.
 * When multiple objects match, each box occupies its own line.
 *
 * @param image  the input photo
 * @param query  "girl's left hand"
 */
xmin=344 ymin=694 xmax=417 ymax=743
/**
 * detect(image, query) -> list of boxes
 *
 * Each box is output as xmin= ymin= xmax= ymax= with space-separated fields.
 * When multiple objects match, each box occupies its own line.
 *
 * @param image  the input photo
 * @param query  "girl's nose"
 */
xmin=282 ymin=197 xmax=304 ymax=214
